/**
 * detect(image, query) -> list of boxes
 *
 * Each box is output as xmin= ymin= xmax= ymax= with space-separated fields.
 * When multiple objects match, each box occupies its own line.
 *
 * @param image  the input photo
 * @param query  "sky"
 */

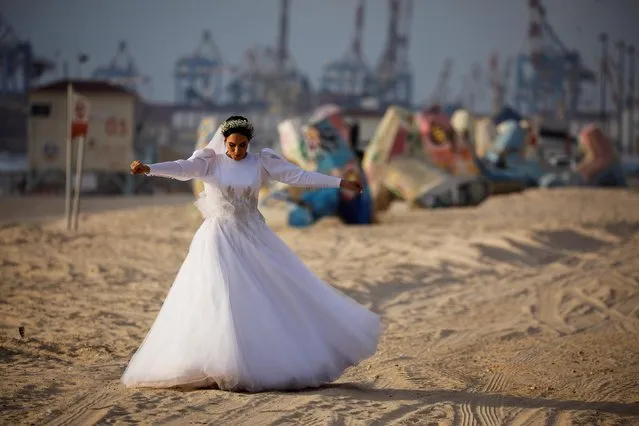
xmin=2 ymin=0 xmax=638 ymax=110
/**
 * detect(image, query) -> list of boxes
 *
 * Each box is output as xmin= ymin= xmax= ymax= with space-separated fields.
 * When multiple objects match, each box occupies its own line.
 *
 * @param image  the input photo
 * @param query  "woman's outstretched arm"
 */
xmin=129 ymin=149 xmax=215 ymax=181
xmin=260 ymin=148 xmax=361 ymax=192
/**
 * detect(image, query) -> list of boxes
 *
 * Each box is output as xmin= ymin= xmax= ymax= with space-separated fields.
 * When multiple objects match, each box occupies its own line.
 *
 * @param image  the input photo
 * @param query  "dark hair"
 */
xmin=221 ymin=115 xmax=254 ymax=140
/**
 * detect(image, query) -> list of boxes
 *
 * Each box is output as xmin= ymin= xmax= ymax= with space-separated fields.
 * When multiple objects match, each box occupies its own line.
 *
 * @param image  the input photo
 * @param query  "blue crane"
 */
xmin=174 ymin=30 xmax=225 ymax=106
xmin=319 ymin=0 xmax=376 ymax=109
xmin=514 ymin=0 xmax=595 ymax=120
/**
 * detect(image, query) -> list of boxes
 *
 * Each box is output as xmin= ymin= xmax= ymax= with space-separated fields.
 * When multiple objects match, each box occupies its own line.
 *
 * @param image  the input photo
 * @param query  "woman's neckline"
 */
xmin=223 ymin=152 xmax=251 ymax=163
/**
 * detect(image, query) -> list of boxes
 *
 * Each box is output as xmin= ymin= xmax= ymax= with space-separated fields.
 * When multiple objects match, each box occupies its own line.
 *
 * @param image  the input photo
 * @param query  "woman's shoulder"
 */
xmin=258 ymin=148 xmax=281 ymax=160
xmin=189 ymin=148 xmax=217 ymax=161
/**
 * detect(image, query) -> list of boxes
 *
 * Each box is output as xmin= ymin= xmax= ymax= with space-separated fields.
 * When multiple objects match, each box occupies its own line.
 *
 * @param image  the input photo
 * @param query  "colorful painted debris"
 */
xmin=263 ymin=106 xmax=374 ymax=227
xmin=415 ymin=111 xmax=480 ymax=176
xmin=361 ymin=106 xmax=421 ymax=203
xmin=304 ymin=112 xmax=374 ymax=224
xmin=277 ymin=118 xmax=315 ymax=170
xmin=451 ymin=108 xmax=474 ymax=144
xmin=473 ymin=117 xmax=497 ymax=158
xmin=363 ymin=106 xmax=490 ymax=212
xmin=473 ymin=120 xmax=546 ymax=192
xmin=539 ymin=124 xmax=627 ymax=188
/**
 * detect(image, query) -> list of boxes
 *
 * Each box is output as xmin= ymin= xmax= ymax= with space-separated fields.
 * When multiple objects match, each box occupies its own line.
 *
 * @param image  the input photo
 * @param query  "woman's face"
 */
xmin=225 ymin=133 xmax=249 ymax=161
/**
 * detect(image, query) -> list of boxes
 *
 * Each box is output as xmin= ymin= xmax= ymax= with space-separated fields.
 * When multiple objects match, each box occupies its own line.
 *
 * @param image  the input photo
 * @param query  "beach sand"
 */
xmin=1 ymin=188 xmax=638 ymax=425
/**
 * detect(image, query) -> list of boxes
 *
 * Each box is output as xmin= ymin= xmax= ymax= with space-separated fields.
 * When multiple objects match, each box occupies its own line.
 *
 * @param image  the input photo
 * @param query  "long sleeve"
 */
xmin=147 ymin=149 xmax=216 ymax=181
xmin=260 ymin=148 xmax=341 ymax=189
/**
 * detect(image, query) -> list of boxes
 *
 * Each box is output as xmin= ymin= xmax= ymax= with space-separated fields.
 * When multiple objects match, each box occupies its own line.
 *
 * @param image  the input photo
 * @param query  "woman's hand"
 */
xmin=130 ymin=160 xmax=150 ymax=175
xmin=340 ymin=179 xmax=363 ymax=193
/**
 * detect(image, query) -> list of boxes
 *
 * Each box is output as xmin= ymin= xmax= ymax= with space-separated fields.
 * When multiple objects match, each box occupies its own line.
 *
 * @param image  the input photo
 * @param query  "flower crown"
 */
xmin=220 ymin=118 xmax=255 ymax=140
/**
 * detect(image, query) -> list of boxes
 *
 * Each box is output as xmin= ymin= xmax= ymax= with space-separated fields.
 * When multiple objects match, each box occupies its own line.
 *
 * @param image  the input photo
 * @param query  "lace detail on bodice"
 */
xmin=195 ymin=185 xmax=265 ymax=225
xmin=221 ymin=186 xmax=263 ymax=223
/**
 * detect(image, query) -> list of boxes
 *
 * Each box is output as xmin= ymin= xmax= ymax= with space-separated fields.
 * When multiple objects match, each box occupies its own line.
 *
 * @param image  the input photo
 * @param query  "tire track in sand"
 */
xmin=475 ymin=373 xmax=509 ymax=425
xmin=41 ymin=385 xmax=124 ymax=426
xmin=454 ymin=401 xmax=479 ymax=426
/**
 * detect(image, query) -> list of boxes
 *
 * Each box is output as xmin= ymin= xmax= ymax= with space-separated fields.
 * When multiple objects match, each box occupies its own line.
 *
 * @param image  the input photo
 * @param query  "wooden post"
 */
xmin=71 ymin=136 xmax=86 ymax=231
xmin=65 ymin=83 xmax=73 ymax=231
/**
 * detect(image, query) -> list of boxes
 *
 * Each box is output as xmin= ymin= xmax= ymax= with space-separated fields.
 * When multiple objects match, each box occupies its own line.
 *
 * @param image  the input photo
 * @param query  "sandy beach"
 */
xmin=1 ymin=188 xmax=639 ymax=425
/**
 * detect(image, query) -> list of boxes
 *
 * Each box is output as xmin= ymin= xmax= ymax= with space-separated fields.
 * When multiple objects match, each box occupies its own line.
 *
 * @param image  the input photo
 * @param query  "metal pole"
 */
xmin=71 ymin=136 xmax=85 ymax=231
xmin=617 ymin=40 xmax=625 ymax=153
xmin=599 ymin=33 xmax=608 ymax=134
xmin=64 ymin=82 xmax=73 ymax=231
xmin=628 ymin=45 xmax=636 ymax=154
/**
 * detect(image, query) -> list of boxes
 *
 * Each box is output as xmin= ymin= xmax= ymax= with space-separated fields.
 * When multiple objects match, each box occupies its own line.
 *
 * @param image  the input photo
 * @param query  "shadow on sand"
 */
xmin=300 ymin=382 xmax=639 ymax=417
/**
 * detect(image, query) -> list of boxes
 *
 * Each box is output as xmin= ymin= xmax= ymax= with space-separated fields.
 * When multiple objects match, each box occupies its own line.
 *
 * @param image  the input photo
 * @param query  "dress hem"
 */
xmin=121 ymin=344 xmax=378 ymax=393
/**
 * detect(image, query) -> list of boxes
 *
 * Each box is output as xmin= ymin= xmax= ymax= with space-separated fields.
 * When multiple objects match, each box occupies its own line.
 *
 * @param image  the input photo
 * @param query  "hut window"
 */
xmin=30 ymin=103 xmax=52 ymax=117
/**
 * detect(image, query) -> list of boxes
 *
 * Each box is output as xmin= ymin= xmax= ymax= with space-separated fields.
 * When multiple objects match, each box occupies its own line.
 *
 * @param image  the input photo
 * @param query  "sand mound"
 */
xmin=1 ymin=188 xmax=638 ymax=425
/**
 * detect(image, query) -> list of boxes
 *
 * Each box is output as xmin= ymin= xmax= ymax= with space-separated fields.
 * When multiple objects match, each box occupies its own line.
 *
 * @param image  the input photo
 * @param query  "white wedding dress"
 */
xmin=121 ymin=148 xmax=380 ymax=392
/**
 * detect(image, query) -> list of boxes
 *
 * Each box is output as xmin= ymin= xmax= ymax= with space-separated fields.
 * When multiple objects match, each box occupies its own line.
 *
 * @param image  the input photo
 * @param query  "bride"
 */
xmin=123 ymin=116 xmax=380 ymax=392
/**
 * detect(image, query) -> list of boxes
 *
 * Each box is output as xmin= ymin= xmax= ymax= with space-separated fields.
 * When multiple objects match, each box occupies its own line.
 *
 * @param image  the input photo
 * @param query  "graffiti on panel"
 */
xmin=416 ymin=112 xmax=479 ymax=176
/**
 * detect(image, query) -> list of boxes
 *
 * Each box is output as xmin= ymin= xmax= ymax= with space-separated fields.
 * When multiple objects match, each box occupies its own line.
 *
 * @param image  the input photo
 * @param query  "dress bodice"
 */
xmin=196 ymin=153 xmax=264 ymax=223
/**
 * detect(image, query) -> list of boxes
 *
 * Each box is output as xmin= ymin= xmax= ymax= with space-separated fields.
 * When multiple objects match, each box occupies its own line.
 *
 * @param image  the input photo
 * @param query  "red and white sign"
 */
xmin=71 ymin=92 xmax=90 ymax=139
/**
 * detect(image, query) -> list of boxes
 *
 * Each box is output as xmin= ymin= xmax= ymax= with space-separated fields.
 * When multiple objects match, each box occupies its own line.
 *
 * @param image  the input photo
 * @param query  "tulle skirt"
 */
xmin=121 ymin=211 xmax=380 ymax=392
